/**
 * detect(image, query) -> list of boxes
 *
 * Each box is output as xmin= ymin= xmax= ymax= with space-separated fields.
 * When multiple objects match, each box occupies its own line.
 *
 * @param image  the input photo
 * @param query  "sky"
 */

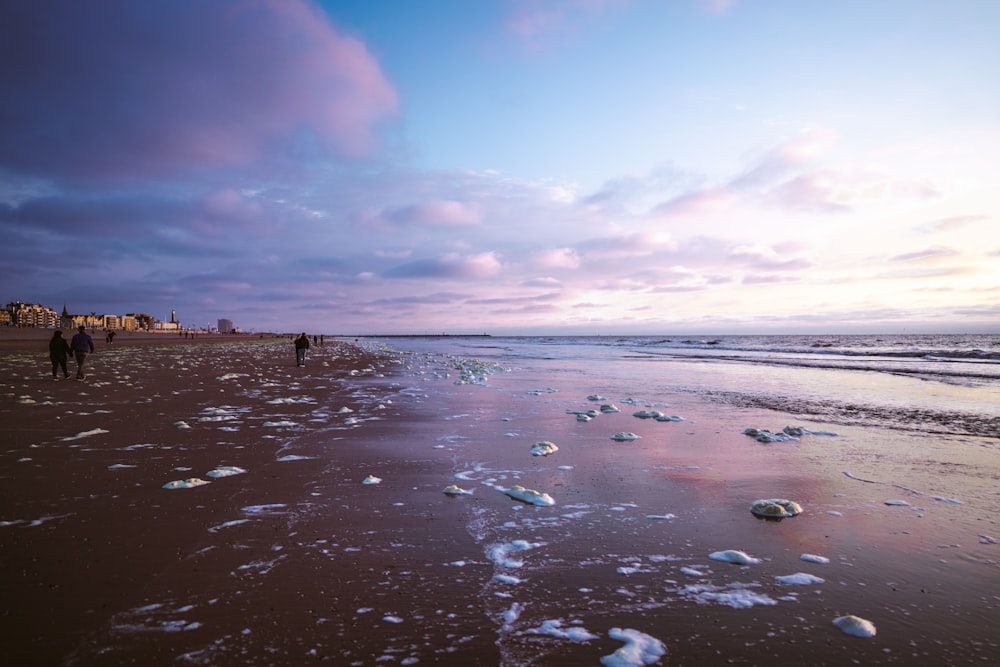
xmin=1 ymin=0 xmax=998 ymax=335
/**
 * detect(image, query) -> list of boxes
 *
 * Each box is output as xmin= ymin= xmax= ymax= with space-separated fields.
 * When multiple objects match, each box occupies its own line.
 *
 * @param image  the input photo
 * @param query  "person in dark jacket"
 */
xmin=49 ymin=330 xmax=72 ymax=379
xmin=70 ymin=325 xmax=95 ymax=380
xmin=294 ymin=332 xmax=310 ymax=367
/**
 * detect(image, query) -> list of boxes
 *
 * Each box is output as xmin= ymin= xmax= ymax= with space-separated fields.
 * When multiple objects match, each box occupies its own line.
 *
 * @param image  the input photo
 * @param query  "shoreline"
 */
xmin=2 ymin=335 xmax=997 ymax=665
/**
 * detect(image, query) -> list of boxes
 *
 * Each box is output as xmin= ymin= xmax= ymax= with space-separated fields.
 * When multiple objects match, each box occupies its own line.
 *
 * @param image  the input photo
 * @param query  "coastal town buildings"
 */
xmin=1 ymin=300 xmax=238 ymax=333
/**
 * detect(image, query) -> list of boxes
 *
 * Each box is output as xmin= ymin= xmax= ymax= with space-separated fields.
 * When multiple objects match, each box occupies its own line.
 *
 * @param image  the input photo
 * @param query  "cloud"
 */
xmin=366 ymin=200 xmax=481 ymax=228
xmin=383 ymin=251 xmax=503 ymax=280
xmin=0 ymin=0 xmax=398 ymax=183
xmin=503 ymin=0 xmax=627 ymax=40
xmin=532 ymin=247 xmax=581 ymax=269
xmin=889 ymin=246 xmax=959 ymax=263
xmin=917 ymin=214 xmax=988 ymax=233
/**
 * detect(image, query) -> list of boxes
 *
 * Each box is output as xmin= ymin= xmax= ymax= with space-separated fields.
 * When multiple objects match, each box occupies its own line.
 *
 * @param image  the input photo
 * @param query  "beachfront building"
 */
xmin=127 ymin=313 xmax=155 ymax=331
xmin=3 ymin=301 xmax=59 ymax=327
xmin=218 ymin=318 xmax=235 ymax=334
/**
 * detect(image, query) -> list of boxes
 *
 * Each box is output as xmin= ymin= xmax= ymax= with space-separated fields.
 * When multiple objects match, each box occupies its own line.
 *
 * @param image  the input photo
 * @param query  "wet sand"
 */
xmin=2 ymin=330 xmax=998 ymax=665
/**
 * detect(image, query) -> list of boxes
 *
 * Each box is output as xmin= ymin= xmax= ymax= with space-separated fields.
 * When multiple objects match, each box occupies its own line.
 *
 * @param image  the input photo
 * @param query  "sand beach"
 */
xmin=1 ymin=330 xmax=998 ymax=666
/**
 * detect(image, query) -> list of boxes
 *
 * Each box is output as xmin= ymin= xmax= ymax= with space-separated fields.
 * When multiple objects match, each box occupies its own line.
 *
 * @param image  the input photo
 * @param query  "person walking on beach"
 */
xmin=70 ymin=325 xmax=95 ymax=380
xmin=49 ymin=330 xmax=72 ymax=379
xmin=294 ymin=332 xmax=310 ymax=367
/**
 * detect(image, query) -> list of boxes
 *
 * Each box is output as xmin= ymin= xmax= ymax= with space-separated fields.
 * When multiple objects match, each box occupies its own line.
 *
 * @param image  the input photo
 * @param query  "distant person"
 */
xmin=48 ymin=330 xmax=72 ymax=380
xmin=320 ymin=334 xmax=324 ymax=346
xmin=294 ymin=332 xmax=310 ymax=367
xmin=70 ymin=325 xmax=95 ymax=380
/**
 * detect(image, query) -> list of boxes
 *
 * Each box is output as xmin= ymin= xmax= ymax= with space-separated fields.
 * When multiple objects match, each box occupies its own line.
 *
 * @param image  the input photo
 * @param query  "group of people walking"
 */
xmin=49 ymin=325 xmax=94 ymax=380
xmin=46 ymin=328 xmax=325 ymax=379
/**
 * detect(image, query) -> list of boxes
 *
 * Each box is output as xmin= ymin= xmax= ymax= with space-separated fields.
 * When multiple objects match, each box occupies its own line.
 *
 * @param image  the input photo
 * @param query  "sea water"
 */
xmin=376 ymin=333 xmax=1000 ymax=438
xmin=357 ymin=333 xmax=999 ymax=664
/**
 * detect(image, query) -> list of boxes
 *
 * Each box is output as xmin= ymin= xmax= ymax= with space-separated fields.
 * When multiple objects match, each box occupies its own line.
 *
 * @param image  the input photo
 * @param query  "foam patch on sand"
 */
xmin=601 ymin=627 xmax=667 ymax=666
xmin=162 ymin=478 xmax=210 ymax=490
xmin=610 ymin=432 xmax=641 ymax=442
xmin=503 ymin=485 xmax=555 ymax=506
xmin=750 ymin=498 xmax=802 ymax=518
xmin=775 ymin=572 xmax=825 ymax=585
xmin=783 ymin=425 xmax=838 ymax=436
xmin=61 ymin=428 xmax=110 ymax=441
xmin=742 ymin=428 xmax=798 ymax=443
xmin=206 ymin=466 xmax=247 ymax=478
xmin=833 ymin=614 xmax=877 ymax=638
xmin=681 ymin=583 xmax=776 ymax=608
xmin=524 ymin=619 xmax=599 ymax=642
xmin=362 ymin=475 xmax=382 ymax=485
xmin=487 ymin=540 xmax=543 ymax=568
xmin=443 ymin=485 xmax=473 ymax=495
xmin=800 ymin=553 xmax=830 ymax=564
xmin=709 ymin=549 xmax=761 ymax=565
xmin=530 ymin=441 xmax=559 ymax=456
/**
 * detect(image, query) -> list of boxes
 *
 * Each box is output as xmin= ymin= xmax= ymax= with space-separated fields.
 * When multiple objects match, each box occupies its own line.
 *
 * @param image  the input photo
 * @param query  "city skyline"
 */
xmin=1 ymin=1 xmax=998 ymax=335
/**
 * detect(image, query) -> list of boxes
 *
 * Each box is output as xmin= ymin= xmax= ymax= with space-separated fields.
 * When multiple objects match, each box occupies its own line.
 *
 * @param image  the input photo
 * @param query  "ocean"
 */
xmin=372 ymin=333 xmax=1000 ymax=438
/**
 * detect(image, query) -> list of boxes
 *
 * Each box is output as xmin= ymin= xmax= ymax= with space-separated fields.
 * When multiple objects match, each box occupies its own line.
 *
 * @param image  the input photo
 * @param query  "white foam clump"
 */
xmin=783 ymin=425 xmax=838 ymax=436
xmin=833 ymin=614 xmax=877 ymax=638
xmin=163 ymin=478 xmax=210 ymax=489
xmin=775 ymin=572 xmax=825 ymax=585
xmin=682 ymin=583 xmax=776 ymax=608
xmin=600 ymin=627 xmax=667 ymax=667
xmin=801 ymin=553 xmax=830 ymax=564
xmin=263 ymin=420 xmax=297 ymax=427
xmin=503 ymin=485 xmax=555 ymax=506
xmin=488 ymin=540 xmax=543 ymax=568
xmin=750 ymin=498 xmax=803 ymax=518
xmin=206 ymin=466 xmax=247 ymax=478
xmin=600 ymin=404 xmax=620 ymax=413
xmin=610 ymin=432 xmax=641 ymax=442
xmin=530 ymin=441 xmax=559 ymax=456
xmin=632 ymin=410 xmax=662 ymax=419
xmin=174 ymin=421 xmax=191 ymax=429
xmin=217 ymin=373 xmax=248 ymax=381
xmin=61 ymin=428 xmax=110 ymax=441
xmin=443 ymin=485 xmax=473 ymax=496
xmin=646 ymin=514 xmax=676 ymax=520
xmin=362 ymin=475 xmax=382 ymax=485
xmin=525 ymin=619 xmax=599 ymax=642
xmin=743 ymin=428 xmax=798 ymax=443
xmin=884 ymin=499 xmax=911 ymax=506
xmin=709 ymin=549 xmax=761 ymax=565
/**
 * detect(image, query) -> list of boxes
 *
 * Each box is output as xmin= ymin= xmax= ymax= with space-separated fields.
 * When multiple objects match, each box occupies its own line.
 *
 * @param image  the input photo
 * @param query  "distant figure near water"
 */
xmin=48 ymin=330 xmax=71 ymax=379
xmin=70 ymin=325 xmax=94 ymax=380
xmin=294 ymin=333 xmax=310 ymax=367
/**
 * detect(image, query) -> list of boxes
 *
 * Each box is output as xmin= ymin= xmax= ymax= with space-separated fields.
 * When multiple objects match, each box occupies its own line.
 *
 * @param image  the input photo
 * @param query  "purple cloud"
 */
xmin=0 ymin=0 xmax=397 ymax=184
xmin=365 ymin=200 xmax=481 ymax=228
xmin=383 ymin=252 xmax=503 ymax=280
xmin=889 ymin=246 xmax=959 ymax=263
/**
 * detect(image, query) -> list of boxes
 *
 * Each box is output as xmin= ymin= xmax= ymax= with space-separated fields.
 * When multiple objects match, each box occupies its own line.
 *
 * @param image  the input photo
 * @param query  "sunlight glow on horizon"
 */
xmin=1 ymin=0 xmax=997 ymax=334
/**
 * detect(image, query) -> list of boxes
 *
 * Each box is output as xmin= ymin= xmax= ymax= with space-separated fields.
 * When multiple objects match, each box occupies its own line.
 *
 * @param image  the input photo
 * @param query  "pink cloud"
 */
xmin=533 ymin=247 xmax=581 ymax=269
xmin=388 ymin=200 xmax=481 ymax=227
xmin=0 ymin=0 xmax=398 ymax=183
